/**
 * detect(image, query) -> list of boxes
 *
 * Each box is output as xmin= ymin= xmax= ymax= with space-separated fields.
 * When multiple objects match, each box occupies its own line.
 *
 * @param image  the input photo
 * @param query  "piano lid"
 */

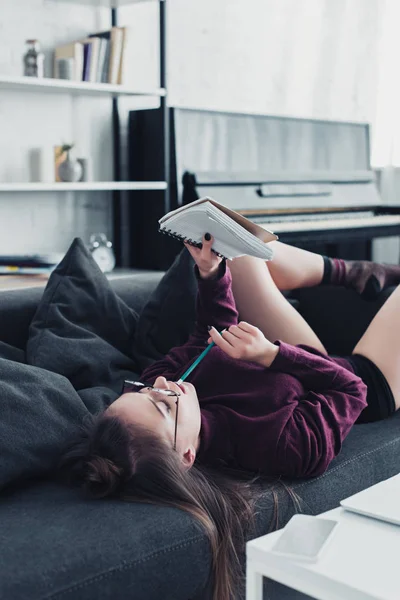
xmin=183 ymin=168 xmax=380 ymax=213
xmin=172 ymin=109 xmax=378 ymax=212
xmin=189 ymin=170 xmax=374 ymax=185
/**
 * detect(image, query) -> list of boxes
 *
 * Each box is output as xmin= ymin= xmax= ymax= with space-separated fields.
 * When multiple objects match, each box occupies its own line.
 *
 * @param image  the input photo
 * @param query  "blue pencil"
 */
xmin=177 ymin=330 xmax=223 ymax=384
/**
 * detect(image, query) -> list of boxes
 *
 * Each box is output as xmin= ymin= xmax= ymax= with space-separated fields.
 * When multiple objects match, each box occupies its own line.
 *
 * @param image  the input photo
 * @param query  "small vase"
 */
xmin=58 ymin=151 xmax=83 ymax=183
xmin=23 ymin=39 xmax=44 ymax=78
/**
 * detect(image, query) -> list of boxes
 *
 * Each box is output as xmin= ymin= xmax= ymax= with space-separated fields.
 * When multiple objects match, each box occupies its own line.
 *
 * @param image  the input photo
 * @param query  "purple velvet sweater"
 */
xmin=141 ymin=263 xmax=367 ymax=479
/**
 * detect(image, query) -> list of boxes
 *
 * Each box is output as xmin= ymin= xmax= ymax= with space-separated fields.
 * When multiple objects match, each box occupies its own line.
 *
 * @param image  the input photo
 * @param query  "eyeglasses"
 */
xmin=123 ymin=380 xmax=180 ymax=451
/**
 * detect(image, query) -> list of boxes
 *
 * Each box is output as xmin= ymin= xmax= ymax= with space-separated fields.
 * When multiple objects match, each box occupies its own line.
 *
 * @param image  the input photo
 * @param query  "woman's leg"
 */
xmin=352 ymin=285 xmax=400 ymax=409
xmin=267 ymin=241 xmax=400 ymax=299
xmin=266 ymin=241 xmax=325 ymax=290
xmin=229 ymin=255 xmax=327 ymax=353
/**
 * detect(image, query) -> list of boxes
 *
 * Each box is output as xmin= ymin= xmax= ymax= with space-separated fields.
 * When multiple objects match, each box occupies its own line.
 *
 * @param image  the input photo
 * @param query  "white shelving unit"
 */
xmin=2 ymin=0 xmax=169 ymax=268
xmin=0 ymin=182 xmax=167 ymax=192
xmin=0 ymin=75 xmax=165 ymax=193
xmin=0 ymin=75 xmax=165 ymax=97
xmin=51 ymin=0 xmax=153 ymax=6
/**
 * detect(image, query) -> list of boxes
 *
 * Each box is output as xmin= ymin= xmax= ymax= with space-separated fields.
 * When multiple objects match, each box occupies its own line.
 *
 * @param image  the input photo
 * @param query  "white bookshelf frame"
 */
xmin=0 ymin=182 xmax=167 ymax=192
xmin=0 ymin=75 xmax=165 ymax=97
xmin=0 ymin=76 xmax=166 ymax=191
xmin=50 ymin=0 xmax=155 ymax=7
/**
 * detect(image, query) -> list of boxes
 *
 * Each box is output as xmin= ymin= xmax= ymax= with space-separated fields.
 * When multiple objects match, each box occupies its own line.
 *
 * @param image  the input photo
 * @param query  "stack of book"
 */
xmin=53 ymin=27 xmax=127 ymax=85
xmin=0 ymin=254 xmax=63 ymax=275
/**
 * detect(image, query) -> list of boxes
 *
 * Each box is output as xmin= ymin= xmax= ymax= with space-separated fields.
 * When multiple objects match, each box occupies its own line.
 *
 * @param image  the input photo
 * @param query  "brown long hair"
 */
xmin=60 ymin=413 xmax=299 ymax=600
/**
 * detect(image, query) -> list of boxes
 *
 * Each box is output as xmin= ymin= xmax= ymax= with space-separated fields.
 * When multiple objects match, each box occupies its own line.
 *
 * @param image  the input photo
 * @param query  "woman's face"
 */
xmin=107 ymin=377 xmax=201 ymax=468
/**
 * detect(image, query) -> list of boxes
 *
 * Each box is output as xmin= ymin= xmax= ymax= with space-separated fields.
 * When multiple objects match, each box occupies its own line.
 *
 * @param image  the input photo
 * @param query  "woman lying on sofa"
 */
xmin=63 ymin=237 xmax=400 ymax=600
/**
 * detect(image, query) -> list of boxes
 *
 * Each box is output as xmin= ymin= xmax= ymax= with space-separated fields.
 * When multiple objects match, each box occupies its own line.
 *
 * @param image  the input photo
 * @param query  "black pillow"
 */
xmin=0 ymin=356 xmax=96 ymax=489
xmin=133 ymin=248 xmax=197 ymax=371
xmin=0 ymin=238 xmax=142 ymax=490
xmin=27 ymin=237 xmax=140 ymax=393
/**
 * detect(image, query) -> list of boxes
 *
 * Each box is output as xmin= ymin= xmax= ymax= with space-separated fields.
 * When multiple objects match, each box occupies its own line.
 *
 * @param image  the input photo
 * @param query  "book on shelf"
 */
xmin=96 ymin=38 xmax=109 ymax=83
xmin=159 ymin=198 xmax=278 ymax=261
xmin=0 ymin=253 xmax=63 ymax=275
xmin=81 ymin=37 xmax=100 ymax=83
xmin=89 ymin=30 xmax=111 ymax=83
xmin=0 ymin=266 xmax=53 ymax=275
xmin=109 ymin=27 xmax=126 ymax=84
xmin=117 ymin=27 xmax=127 ymax=84
xmin=53 ymin=27 xmax=127 ymax=85
xmin=82 ymin=42 xmax=92 ymax=82
xmin=54 ymin=42 xmax=84 ymax=81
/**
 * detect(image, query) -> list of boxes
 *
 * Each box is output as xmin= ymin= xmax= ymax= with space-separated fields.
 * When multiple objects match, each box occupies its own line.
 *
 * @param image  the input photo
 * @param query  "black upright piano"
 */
xmin=128 ymin=108 xmax=400 ymax=270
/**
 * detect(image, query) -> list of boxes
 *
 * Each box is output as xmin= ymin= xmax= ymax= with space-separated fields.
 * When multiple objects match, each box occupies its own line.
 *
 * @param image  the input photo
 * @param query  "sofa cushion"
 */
xmin=133 ymin=248 xmax=197 ymax=370
xmin=0 ymin=273 xmax=163 ymax=352
xmin=0 ymin=239 xmax=152 ymax=490
xmin=0 ymin=286 xmax=49 ymax=350
xmin=0 ymin=242 xmax=161 ymax=491
xmin=0 ymin=481 xmax=211 ymax=600
xmin=1 ymin=411 xmax=399 ymax=600
xmin=294 ymin=285 xmax=394 ymax=355
xmin=0 ymin=355 xmax=97 ymax=490
xmin=27 ymin=238 xmax=140 ymax=392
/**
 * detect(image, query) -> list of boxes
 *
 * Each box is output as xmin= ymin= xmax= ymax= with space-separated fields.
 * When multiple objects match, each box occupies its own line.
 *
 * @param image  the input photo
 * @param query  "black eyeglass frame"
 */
xmin=123 ymin=380 xmax=180 ymax=451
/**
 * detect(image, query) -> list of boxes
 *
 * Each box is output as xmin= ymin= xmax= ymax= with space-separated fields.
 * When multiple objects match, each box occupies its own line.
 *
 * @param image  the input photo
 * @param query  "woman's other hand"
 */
xmin=208 ymin=321 xmax=279 ymax=367
xmin=184 ymin=234 xmax=223 ymax=279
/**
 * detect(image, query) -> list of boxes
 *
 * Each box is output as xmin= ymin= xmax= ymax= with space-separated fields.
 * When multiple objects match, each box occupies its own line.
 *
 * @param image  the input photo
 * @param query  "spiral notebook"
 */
xmin=158 ymin=197 xmax=278 ymax=260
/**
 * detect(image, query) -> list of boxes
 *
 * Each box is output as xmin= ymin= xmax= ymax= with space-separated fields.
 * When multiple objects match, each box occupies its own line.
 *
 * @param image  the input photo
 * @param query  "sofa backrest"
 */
xmin=0 ymin=272 xmax=163 ymax=350
xmin=0 ymin=271 xmax=391 ymax=356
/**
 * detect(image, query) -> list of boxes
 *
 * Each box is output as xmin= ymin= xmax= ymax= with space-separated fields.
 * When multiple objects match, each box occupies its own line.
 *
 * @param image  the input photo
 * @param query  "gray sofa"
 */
xmin=0 ymin=272 xmax=399 ymax=600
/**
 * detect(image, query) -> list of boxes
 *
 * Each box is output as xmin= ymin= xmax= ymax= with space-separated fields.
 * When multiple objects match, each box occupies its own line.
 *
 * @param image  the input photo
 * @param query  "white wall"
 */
xmin=170 ymin=0 xmax=382 ymax=124
xmin=119 ymin=0 xmax=382 ymax=121
xmin=0 ymin=0 xmax=387 ymax=256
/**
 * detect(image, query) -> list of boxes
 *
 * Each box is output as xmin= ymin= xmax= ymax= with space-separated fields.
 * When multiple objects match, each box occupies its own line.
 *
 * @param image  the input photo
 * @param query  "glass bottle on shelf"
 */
xmin=23 ymin=40 xmax=44 ymax=78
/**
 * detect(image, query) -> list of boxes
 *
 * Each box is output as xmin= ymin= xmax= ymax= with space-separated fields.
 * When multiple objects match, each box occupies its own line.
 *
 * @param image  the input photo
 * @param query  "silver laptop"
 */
xmin=340 ymin=473 xmax=400 ymax=525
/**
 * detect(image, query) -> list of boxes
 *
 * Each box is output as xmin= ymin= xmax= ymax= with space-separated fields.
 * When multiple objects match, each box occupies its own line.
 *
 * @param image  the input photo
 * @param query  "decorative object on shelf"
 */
xmin=23 ymin=40 xmax=44 ymax=78
xmin=88 ymin=233 xmax=116 ymax=273
xmin=54 ymin=42 xmax=83 ymax=81
xmin=56 ymin=58 xmax=75 ymax=80
xmin=55 ymin=144 xmax=83 ymax=183
xmin=76 ymin=157 xmax=92 ymax=182
xmin=54 ymin=145 xmax=66 ymax=181
xmin=29 ymin=147 xmax=55 ymax=183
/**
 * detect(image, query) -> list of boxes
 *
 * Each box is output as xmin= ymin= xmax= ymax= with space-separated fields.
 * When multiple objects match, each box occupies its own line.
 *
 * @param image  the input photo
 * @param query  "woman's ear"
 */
xmin=182 ymin=446 xmax=196 ymax=470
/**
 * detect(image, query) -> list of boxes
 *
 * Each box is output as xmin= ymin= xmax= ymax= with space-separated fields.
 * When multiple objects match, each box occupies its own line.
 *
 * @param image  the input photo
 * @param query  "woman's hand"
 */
xmin=208 ymin=321 xmax=279 ymax=367
xmin=184 ymin=234 xmax=223 ymax=279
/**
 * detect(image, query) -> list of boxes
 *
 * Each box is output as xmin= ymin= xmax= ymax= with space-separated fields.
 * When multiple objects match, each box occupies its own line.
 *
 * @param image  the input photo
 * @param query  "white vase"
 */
xmin=29 ymin=147 xmax=55 ymax=182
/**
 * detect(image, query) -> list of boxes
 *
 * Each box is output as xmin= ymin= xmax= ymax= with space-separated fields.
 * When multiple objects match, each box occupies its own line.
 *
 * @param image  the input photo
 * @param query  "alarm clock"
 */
xmin=89 ymin=233 xmax=116 ymax=273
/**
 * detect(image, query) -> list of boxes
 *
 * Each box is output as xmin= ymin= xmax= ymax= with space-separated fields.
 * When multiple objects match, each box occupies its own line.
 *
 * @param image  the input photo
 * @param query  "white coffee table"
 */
xmin=246 ymin=505 xmax=400 ymax=600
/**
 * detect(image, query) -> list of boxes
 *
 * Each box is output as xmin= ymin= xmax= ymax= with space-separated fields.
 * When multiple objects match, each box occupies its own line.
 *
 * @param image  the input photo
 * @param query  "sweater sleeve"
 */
xmin=192 ymin=260 xmax=238 ymax=340
xmin=140 ymin=261 xmax=238 ymax=383
xmin=269 ymin=341 xmax=368 ymax=478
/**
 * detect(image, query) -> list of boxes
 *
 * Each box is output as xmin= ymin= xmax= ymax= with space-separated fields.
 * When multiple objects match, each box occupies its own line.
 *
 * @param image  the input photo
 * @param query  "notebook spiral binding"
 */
xmin=159 ymin=227 xmax=226 ymax=259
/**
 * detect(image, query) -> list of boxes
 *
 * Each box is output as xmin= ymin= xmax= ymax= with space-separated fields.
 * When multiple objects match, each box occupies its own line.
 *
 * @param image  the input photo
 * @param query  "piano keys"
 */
xmin=256 ymin=212 xmax=400 ymax=242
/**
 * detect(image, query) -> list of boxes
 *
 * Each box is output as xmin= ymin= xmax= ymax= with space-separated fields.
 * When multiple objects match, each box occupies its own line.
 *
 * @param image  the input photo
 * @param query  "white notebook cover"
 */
xmin=159 ymin=197 xmax=278 ymax=260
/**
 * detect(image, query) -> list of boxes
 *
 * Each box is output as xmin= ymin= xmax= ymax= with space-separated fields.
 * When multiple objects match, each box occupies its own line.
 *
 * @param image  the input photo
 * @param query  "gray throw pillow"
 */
xmin=0 ymin=357 xmax=93 ymax=489
xmin=133 ymin=248 xmax=197 ymax=371
xmin=27 ymin=238 xmax=140 ymax=393
xmin=0 ymin=238 xmax=143 ymax=490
